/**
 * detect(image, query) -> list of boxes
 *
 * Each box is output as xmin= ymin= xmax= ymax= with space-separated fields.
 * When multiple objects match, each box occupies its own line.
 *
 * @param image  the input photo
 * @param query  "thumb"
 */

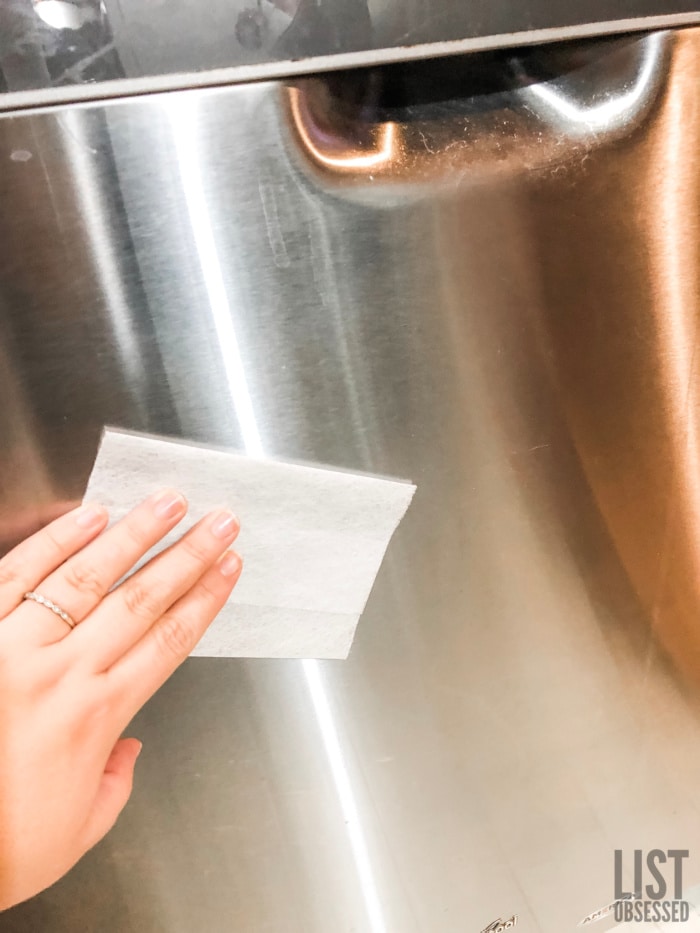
xmin=80 ymin=738 xmax=142 ymax=851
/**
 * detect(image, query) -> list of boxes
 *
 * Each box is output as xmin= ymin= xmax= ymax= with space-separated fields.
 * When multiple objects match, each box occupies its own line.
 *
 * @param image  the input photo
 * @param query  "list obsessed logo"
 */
xmin=613 ymin=850 xmax=690 ymax=924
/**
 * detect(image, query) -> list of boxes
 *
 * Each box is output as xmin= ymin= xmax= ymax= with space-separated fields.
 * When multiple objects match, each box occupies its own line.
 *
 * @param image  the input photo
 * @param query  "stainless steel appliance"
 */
xmin=2 ymin=4 xmax=700 ymax=932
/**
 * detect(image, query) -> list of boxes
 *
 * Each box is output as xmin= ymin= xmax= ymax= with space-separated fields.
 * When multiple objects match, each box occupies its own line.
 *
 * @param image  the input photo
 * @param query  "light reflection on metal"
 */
xmin=520 ymin=33 xmax=664 ymax=129
xmin=33 ymin=0 xmax=87 ymax=30
xmin=170 ymin=95 xmax=387 ymax=933
xmin=286 ymin=40 xmax=663 ymax=192
xmin=302 ymin=658 xmax=388 ymax=933
xmin=58 ymin=109 xmax=145 ymax=399
xmin=644 ymin=39 xmax=700 ymax=677
xmin=170 ymin=97 xmax=264 ymax=456
xmin=288 ymin=86 xmax=397 ymax=172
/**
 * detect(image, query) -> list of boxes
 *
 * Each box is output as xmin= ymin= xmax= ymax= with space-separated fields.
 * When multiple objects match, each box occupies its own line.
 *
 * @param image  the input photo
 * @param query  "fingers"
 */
xmin=19 ymin=489 xmax=188 ymax=646
xmin=74 ymin=509 xmax=240 ymax=670
xmin=0 ymin=503 xmax=108 ymax=618
xmin=108 ymin=552 xmax=242 ymax=718
xmin=78 ymin=738 xmax=142 ymax=852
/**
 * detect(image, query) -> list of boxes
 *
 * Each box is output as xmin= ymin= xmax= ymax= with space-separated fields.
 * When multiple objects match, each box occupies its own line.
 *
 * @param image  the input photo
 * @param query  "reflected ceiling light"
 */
xmin=33 ymin=1 xmax=88 ymax=30
xmin=289 ymin=87 xmax=397 ymax=171
xmin=169 ymin=95 xmax=387 ymax=932
xmin=169 ymin=98 xmax=264 ymax=456
xmin=522 ymin=33 xmax=664 ymax=129
xmin=303 ymin=658 xmax=388 ymax=933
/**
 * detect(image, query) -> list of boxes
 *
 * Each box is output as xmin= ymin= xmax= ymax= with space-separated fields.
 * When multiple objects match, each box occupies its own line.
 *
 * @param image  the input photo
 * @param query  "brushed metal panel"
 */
xmin=2 ymin=28 xmax=700 ymax=933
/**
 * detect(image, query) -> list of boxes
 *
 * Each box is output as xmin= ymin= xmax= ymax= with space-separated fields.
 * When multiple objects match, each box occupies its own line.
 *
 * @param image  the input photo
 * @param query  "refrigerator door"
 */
xmin=2 ymin=24 xmax=700 ymax=933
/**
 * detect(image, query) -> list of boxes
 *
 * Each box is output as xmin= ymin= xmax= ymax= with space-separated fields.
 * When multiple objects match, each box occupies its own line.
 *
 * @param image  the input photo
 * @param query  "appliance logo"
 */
xmin=480 ymin=916 xmax=517 ymax=933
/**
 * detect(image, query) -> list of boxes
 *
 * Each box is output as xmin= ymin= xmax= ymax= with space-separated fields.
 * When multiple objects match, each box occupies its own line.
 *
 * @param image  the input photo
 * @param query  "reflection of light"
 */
xmin=59 ymin=109 xmax=145 ymax=397
xmin=170 ymin=98 xmax=263 ymax=456
xmin=289 ymin=88 xmax=396 ymax=170
xmin=170 ymin=95 xmax=386 ymax=933
xmin=523 ymin=33 xmax=664 ymax=129
xmin=649 ymin=48 xmax=700 ymax=613
xmin=34 ymin=0 xmax=86 ymax=30
xmin=303 ymin=659 xmax=387 ymax=933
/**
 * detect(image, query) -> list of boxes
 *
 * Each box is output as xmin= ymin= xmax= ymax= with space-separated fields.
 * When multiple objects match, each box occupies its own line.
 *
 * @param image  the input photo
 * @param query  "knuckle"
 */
xmin=63 ymin=560 xmax=104 ymax=598
xmin=179 ymin=533 xmax=212 ymax=566
xmin=41 ymin=524 xmax=65 ymax=557
xmin=122 ymin=580 xmax=163 ymax=621
xmin=121 ymin=515 xmax=151 ymax=550
xmin=198 ymin=576 xmax=221 ymax=602
xmin=154 ymin=612 xmax=197 ymax=660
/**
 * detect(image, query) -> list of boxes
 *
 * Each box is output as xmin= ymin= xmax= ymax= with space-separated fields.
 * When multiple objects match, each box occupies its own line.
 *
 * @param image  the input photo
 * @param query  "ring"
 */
xmin=23 ymin=591 xmax=76 ymax=630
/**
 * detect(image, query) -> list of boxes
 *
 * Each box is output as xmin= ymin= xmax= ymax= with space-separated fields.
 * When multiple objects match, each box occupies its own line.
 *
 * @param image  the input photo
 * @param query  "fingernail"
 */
xmin=211 ymin=510 xmax=239 ymax=540
xmin=153 ymin=489 xmax=187 ymax=520
xmin=75 ymin=503 xmax=107 ymax=529
xmin=135 ymin=740 xmax=143 ymax=759
xmin=219 ymin=551 xmax=242 ymax=578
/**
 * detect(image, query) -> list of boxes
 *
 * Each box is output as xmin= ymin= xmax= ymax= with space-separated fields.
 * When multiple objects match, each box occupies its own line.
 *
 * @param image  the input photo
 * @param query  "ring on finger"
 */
xmin=23 ymin=591 xmax=77 ymax=630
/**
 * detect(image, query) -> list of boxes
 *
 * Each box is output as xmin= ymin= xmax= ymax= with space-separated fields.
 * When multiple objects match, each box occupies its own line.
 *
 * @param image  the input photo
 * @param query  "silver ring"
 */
xmin=23 ymin=591 xmax=76 ymax=630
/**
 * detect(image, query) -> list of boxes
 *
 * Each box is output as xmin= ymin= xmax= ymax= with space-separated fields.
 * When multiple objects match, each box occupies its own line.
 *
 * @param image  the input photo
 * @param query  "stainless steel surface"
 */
xmin=2 ymin=27 xmax=700 ymax=933
xmin=2 ymin=1 xmax=700 ymax=112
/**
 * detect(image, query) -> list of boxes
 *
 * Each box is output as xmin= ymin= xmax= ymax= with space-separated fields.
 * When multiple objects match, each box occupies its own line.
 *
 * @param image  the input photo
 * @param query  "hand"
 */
xmin=0 ymin=490 xmax=242 ymax=910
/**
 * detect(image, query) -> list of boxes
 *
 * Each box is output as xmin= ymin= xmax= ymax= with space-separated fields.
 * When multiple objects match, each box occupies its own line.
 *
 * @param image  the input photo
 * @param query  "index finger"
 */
xmin=21 ymin=488 xmax=188 ymax=645
xmin=0 ymin=504 xmax=108 ymax=618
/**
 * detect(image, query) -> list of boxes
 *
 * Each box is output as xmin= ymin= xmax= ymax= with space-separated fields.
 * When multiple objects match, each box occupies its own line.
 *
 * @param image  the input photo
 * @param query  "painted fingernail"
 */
xmin=219 ymin=552 xmax=242 ymax=578
xmin=153 ymin=489 xmax=187 ymax=520
xmin=75 ymin=503 xmax=107 ymax=529
xmin=211 ymin=510 xmax=239 ymax=540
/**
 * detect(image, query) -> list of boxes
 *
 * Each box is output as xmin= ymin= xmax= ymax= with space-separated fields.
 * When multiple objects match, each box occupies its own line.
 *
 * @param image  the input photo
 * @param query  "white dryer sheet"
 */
xmin=84 ymin=429 xmax=416 ymax=660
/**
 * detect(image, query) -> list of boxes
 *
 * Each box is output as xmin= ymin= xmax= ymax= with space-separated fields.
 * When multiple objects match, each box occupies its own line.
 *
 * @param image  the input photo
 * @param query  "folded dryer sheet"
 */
xmin=84 ymin=429 xmax=416 ymax=660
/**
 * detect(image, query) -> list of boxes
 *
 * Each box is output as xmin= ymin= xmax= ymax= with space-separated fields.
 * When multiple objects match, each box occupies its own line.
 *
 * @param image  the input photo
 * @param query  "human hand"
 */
xmin=0 ymin=490 xmax=242 ymax=910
